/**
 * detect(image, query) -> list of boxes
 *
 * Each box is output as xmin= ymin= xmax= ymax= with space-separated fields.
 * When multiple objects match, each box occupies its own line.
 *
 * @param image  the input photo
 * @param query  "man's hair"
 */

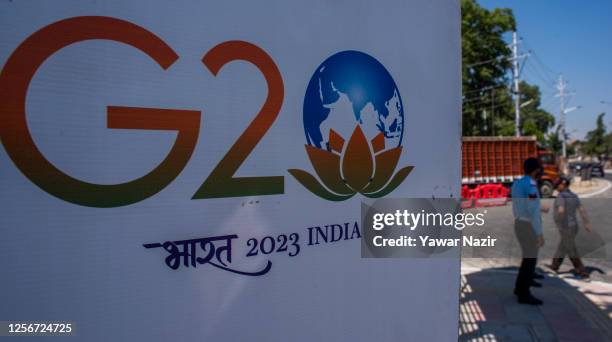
xmin=554 ymin=177 xmax=570 ymax=189
xmin=523 ymin=157 xmax=541 ymax=174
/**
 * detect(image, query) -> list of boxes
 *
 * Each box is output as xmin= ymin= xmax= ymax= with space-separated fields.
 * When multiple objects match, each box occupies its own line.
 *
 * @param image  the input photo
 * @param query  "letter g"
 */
xmin=0 ymin=16 xmax=200 ymax=207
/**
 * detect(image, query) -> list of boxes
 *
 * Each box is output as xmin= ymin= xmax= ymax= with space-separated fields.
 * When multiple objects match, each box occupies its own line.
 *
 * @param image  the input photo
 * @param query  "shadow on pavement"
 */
xmin=459 ymin=266 xmax=612 ymax=341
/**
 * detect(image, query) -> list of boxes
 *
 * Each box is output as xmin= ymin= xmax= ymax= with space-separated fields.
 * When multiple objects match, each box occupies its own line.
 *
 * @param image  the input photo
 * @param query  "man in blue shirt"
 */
xmin=511 ymin=157 xmax=548 ymax=305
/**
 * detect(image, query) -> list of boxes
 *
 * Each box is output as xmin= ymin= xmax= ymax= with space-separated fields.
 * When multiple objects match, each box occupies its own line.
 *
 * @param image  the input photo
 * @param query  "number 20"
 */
xmin=0 ymin=16 xmax=284 ymax=207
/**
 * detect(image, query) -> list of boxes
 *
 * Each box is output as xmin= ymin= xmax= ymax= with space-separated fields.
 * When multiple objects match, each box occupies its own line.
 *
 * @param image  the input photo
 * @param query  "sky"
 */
xmin=479 ymin=0 xmax=612 ymax=140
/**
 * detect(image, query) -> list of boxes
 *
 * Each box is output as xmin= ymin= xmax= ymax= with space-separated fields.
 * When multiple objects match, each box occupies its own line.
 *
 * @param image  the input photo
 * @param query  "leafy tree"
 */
xmin=607 ymin=132 xmax=612 ymax=159
xmin=494 ymin=118 xmax=516 ymax=136
xmin=567 ymin=142 xmax=576 ymax=157
xmin=461 ymin=1 xmax=554 ymax=141
xmin=522 ymin=119 xmax=544 ymax=142
xmin=462 ymin=0 xmax=515 ymax=136
xmin=545 ymin=125 xmax=563 ymax=155
xmin=517 ymin=81 xmax=555 ymax=139
xmin=582 ymin=113 xmax=607 ymax=158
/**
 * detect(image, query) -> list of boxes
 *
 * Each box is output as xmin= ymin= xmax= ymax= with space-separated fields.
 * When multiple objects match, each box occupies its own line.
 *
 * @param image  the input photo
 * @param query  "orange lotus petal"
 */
xmin=328 ymin=129 xmax=345 ymax=153
xmin=342 ymin=126 xmax=374 ymax=192
xmin=364 ymin=166 xmax=414 ymax=198
xmin=288 ymin=169 xmax=355 ymax=201
xmin=362 ymin=147 xmax=402 ymax=193
xmin=306 ymin=145 xmax=354 ymax=195
xmin=371 ymin=133 xmax=385 ymax=154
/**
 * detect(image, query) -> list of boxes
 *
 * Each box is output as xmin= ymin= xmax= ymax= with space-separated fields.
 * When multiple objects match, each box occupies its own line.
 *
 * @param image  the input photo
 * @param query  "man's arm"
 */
xmin=511 ymin=180 xmax=524 ymax=218
xmin=578 ymin=205 xmax=592 ymax=232
xmin=552 ymin=197 xmax=563 ymax=227
xmin=531 ymin=208 xmax=544 ymax=247
xmin=528 ymin=199 xmax=544 ymax=246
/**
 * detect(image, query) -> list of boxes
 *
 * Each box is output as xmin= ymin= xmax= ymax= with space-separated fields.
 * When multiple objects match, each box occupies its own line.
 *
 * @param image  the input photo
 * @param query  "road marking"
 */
xmin=580 ymin=178 xmax=612 ymax=198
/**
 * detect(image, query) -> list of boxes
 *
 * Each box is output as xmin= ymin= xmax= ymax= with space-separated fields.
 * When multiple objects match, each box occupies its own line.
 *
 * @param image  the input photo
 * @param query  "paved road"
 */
xmin=584 ymin=172 xmax=612 ymax=282
xmin=460 ymin=173 xmax=612 ymax=341
xmin=462 ymin=172 xmax=612 ymax=283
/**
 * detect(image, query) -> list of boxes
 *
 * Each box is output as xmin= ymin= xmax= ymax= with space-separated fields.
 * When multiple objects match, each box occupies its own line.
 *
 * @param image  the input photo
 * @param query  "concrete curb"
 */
xmin=579 ymin=178 xmax=612 ymax=198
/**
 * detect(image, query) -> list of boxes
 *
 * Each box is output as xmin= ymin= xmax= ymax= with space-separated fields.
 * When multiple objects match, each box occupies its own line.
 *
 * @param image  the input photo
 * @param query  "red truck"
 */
xmin=462 ymin=136 xmax=561 ymax=198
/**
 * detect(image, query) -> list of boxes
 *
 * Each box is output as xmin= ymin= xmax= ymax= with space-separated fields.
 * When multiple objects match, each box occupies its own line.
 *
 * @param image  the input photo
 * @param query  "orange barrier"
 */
xmin=461 ymin=184 xmax=509 ymax=208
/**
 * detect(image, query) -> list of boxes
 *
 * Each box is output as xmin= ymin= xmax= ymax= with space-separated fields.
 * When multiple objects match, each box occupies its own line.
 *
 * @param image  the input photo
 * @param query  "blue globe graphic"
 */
xmin=303 ymin=51 xmax=404 ymax=151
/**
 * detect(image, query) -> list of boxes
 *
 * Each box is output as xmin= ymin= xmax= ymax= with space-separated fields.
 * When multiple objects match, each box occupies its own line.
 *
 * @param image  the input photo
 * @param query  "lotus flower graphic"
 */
xmin=289 ymin=50 xmax=413 ymax=201
xmin=289 ymin=125 xmax=413 ymax=201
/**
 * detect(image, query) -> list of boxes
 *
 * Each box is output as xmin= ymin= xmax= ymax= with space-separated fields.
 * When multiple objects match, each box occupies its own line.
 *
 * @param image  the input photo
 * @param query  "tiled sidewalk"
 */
xmin=460 ymin=266 xmax=612 ymax=341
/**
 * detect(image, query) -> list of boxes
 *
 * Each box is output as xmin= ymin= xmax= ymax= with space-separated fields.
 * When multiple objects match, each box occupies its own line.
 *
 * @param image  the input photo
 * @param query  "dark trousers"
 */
xmin=514 ymin=219 xmax=538 ymax=296
xmin=551 ymin=228 xmax=586 ymax=273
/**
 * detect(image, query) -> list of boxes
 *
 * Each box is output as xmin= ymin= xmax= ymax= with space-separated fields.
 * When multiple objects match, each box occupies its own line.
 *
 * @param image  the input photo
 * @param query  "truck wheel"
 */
xmin=539 ymin=181 xmax=554 ymax=198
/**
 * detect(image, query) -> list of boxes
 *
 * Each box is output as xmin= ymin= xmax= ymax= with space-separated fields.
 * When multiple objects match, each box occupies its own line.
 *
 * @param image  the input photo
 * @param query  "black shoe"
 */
xmin=517 ymin=294 xmax=543 ymax=305
xmin=531 ymin=280 xmax=542 ymax=288
xmin=575 ymin=273 xmax=590 ymax=281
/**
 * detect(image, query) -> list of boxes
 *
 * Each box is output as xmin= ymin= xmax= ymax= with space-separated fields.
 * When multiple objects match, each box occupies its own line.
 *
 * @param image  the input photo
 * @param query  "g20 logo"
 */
xmin=289 ymin=51 xmax=413 ymax=201
xmin=0 ymin=16 xmax=412 ymax=208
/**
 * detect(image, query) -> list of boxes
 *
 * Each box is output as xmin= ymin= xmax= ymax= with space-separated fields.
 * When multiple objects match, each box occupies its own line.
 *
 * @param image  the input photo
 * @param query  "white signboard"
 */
xmin=0 ymin=0 xmax=461 ymax=340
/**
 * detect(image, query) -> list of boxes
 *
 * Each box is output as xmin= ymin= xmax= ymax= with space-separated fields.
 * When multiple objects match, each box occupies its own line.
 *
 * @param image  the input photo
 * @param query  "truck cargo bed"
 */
xmin=462 ymin=136 xmax=538 ymax=184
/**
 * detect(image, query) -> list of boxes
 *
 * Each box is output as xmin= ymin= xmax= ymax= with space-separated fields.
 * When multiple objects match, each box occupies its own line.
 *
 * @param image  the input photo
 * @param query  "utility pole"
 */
xmin=557 ymin=75 xmax=567 ymax=158
xmin=512 ymin=31 xmax=521 ymax=137
xmin=556 ymin=75 xmax=580 ymax=159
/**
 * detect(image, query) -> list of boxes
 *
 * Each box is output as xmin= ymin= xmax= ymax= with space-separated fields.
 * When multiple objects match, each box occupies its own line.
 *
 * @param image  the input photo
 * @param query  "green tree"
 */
xmin=522 ymin=120 xmax=544 ymax=141
xmin=583 ymin=113 xmax=607 ymax=158
xmin=518 ymin=81 xmax=555 ymax=140
xmin=567 ymin=142 xmax=576 ymax=157
xmin=462 ymin=0 xmax=515 ymax=136
xmin=607 ymin=132 xmax=612 ymax=159
xmin=545 ymin=125 xmax=563 ymax=155
xmin=461 ymin=1 xmax=553 ymax=141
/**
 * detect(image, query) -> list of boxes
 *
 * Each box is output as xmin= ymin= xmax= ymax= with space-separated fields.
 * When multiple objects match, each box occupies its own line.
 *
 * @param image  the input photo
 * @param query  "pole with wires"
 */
xmin=512 ymin=31 xmax=521 ymax=137
xmin=557 ymin=75 xmax=567 ymax=158
xmin=556 ymin=75 xmax=580 ymax=159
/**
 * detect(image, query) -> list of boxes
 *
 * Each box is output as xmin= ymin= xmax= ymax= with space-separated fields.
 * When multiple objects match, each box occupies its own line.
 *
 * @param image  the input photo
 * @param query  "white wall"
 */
xmin=0 ymin=1 xmax=461 ymax=340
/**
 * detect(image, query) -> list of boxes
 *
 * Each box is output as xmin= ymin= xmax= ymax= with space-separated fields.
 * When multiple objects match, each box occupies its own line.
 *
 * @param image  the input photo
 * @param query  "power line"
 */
xmin=463 ymin=89 xmax=512 ymax=106
xmin=463 ymin=84 xmax=509 ymax=95
xmin=530 ymin=51 xmax=558 ymax=80
xmin=522 ymin=39 xmax=558 ymax=85
xmin=465 ymin=56 xmax=507 ymax=68
xmin=522 ymin=39 xmax=557 ymax=72
xmin=463 ymin=34 xmax=562 ymax=137
xmin=530 ymin=60 xmax=556 ymax=86
xmin=540 ymin=95 xmax=557 ymax=110
xmin=522 ymin=62 xmax=556 ymax=90
xmin=520 ymin=39 xmax=561 ymax=101
xmin=464 ymin=51 xmax=526 ymax=69
xmin=464 ymin=90 xmax=512 ymax=108
xmin=463 ymin=101 xmax=510 ymax=112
